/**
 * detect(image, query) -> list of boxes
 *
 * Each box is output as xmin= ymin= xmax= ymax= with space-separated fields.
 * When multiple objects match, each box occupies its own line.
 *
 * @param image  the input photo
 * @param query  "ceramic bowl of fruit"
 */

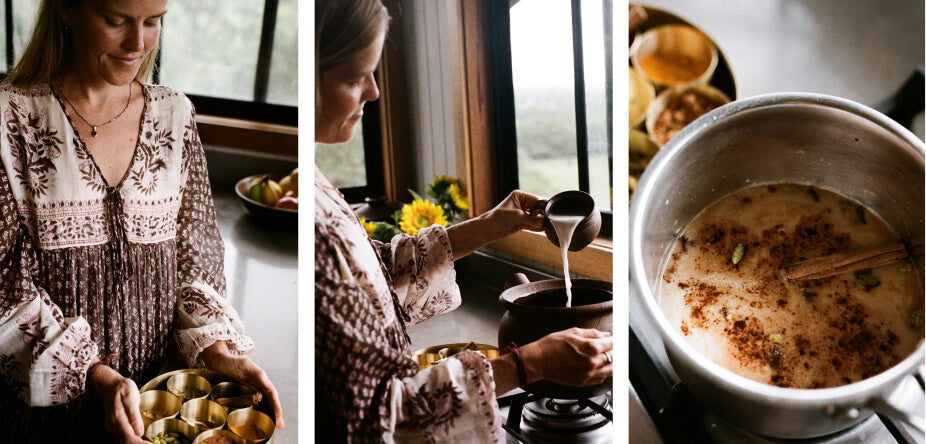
xmin=235 ymin=168 xmax=298 ymax=229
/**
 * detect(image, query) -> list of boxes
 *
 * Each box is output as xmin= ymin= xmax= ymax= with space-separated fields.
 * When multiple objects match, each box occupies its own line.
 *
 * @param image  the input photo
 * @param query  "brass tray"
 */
xmin=141 ymin=369 xmax=275 ymax=443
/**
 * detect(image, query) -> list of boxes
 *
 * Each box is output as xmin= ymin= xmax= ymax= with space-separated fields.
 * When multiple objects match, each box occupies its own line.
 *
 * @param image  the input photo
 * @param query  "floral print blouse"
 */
xmin=315 ymin=166 xmax=501 ymax=443
xmin=0 ymin=83 xmax=252 ymax=439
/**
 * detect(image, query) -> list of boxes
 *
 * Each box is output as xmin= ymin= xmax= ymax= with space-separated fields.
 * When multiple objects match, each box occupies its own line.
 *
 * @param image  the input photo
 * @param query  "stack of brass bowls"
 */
xmin=412 ymin=343 xmax=500 ymax=370
xmin=140 ymin=369 xmax=273 ymax=444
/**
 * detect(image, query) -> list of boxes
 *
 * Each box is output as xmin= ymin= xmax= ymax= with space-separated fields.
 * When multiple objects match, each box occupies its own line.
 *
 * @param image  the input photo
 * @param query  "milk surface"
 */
xmin=658 ymin=184 xmax=924 ymax=388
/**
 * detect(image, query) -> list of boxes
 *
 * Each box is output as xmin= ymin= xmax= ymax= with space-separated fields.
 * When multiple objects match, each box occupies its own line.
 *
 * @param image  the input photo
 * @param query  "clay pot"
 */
xmin=497 ymin=273 xmax=613 ymax=399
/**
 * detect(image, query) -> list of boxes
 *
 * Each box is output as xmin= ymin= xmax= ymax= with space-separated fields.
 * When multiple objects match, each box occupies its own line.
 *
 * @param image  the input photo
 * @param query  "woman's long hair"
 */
xmin=4 ymin=0 xmax=160 ymax=87
xmin=315 ymin=0 xmax=390 ymax=113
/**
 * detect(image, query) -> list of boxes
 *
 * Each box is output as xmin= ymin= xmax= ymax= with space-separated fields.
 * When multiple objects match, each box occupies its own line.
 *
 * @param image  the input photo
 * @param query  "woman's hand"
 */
xmin=521 ymin=327 xmax=613 ymax=387
xmin=447 ymin=190 xmax=546 ymax=260
xmin=201 ymin=342 xmax=284 ymax=429
xmin=490 ymin=327 xmax=612 ymax=395
xmin=482 ymin=189 xmax=547 ymax=235
xmin=90 ymin=364 xmax=147 ymax=443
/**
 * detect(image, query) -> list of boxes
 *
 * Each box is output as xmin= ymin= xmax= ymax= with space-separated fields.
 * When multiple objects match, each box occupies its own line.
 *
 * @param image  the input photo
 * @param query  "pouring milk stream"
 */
xmin=531 ymin=190 xmax=601 ymax=308
xmin=549 ymin=214 xmax=585 ymax=307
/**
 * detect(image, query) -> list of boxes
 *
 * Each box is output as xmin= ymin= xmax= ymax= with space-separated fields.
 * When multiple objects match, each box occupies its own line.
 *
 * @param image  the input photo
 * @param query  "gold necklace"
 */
xmin=58 ymin=83 xmax=133 ymax=137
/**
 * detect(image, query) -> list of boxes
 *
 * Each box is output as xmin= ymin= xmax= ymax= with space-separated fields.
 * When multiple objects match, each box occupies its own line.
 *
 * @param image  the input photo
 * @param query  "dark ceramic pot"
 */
xmin=529 ymin=190 xmax=601 ymax=251
xmin=497 ymin=273 xmax=613 ymax=399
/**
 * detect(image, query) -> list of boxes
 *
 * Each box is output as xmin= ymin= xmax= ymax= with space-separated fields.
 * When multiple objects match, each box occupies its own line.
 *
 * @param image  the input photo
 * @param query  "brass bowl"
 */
xmin=211 ymin=381 xmax=261 ymax=410
xmin=167 ymin=373 xmax=212 ymax=403
xmin=139 ymin=390 xmax=182 ymax=429
xmin=180 ymin=398 xmax=227 ymax=433
xmin=630 ymin=66 xmax=655 ymax=128
xmin=645 ymin=83 xmax=731 ymax=146
xmin=193 ymin=429 xmax=246 ymax=444
xmin=146 ymin=417 xmax=198 ymax=444
xmin=412 ymin=343 xmax=500 ymax=370
xmin=630 ymin=23 xmax=719 ymax=89
xmin=227 ymin=408 xmax=275 ymax=444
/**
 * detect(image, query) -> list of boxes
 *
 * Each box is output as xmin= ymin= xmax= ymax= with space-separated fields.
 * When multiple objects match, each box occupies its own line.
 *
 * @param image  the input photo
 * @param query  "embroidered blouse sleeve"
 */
xmin=386 ymin=350 xmax=501 ymax=443
xmin=373 ymin=225 xmax=461 ymax=325
xmin=0 ymin=164 xmax=98 ymax=407
xmin=172 ymin=108 xmax=254 ymax=368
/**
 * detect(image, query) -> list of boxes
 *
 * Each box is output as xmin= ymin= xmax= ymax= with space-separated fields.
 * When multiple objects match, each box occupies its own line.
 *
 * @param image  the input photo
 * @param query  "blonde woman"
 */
xmin=315 ymin=0 xmax=613 ymax=442
xmin=0 ymin=1 xmax=282 ymax=441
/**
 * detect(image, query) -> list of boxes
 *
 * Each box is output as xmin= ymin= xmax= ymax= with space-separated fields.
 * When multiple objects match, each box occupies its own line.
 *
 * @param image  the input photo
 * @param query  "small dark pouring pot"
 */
xmin=498 ymin=273 xmax=613 ymax=399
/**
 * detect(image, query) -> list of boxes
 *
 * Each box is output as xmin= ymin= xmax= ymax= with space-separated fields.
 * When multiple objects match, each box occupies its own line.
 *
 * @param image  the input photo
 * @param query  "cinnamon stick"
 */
xmin=784 ymin=241 xmax=908 ymax=282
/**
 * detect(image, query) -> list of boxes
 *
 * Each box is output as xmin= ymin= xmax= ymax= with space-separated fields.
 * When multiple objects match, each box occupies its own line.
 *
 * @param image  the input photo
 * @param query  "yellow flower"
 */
xmin=399 ymin=199 xmax=448 ymax=235
xmin=360 ymin=217 xmax=376 ymax=237
xmin=448 ymin=183 xmax=469 ymax=211
xmin=429 ymin=175 xmax=458 ymax=189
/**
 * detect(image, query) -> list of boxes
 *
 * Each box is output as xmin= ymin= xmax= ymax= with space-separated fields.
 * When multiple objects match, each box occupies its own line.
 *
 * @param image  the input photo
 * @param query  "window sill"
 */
xmin=196 ymin=115 xmax=298 ymax=158
xmin=487 ymin=230 xmax=613 ymax=282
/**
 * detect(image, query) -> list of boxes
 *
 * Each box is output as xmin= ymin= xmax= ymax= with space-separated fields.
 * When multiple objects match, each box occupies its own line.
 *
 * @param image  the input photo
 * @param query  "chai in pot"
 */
xmin=658 ymin=183 xmax=924 ymax=389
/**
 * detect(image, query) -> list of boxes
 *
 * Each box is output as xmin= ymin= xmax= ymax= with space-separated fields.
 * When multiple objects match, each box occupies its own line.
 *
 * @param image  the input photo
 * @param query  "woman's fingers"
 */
xmin=251 ymin=368 xmax=285 ymax=429
xmin=111 ymin=392 xmax=144 ymax=443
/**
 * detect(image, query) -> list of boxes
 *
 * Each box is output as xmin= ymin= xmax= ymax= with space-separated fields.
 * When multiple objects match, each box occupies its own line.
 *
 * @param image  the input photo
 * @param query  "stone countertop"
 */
xmin=211 ymin=182 xmax=298 ymax=443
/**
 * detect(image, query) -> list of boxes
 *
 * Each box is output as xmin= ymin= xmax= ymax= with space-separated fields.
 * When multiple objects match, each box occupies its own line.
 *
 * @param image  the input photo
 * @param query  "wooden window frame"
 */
xmin=456 ymin=0 xmax=612 ymax=282
xmin=371 ymin=0 xmax=612 ymax=282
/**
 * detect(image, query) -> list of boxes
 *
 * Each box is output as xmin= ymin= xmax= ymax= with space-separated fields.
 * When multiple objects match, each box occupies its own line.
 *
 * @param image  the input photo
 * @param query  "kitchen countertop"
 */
xmin=210 ymin=176 xmax=298 ymax=443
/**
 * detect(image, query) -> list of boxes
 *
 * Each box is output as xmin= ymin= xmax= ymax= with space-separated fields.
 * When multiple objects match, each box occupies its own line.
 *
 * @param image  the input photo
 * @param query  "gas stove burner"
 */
xmin=522 ymin=394 xmax=612 ymax=433
xmin=500 ymin=392 xmax=613 ymax=443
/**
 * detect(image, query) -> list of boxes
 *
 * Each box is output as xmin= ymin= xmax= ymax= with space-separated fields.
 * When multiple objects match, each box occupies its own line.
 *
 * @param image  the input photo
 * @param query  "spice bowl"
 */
xmin=227 ymin=407 xmax=275 ymax=443
xmin=645 ymin=83 xmax=730 ymax=146
xmin=139 ymin=389 xmax=183 ymax=429
xmin=194 ymin=429 xmax=246 ymax=444
xmin=211 ymin=381 xmax=262 ymax=411
xmin=167 ymin=373 xmax=213 ymax=403
xmin=180 ymin=398 xmax=227 ymax=433
xmin=146 ymin=417 xmax=199 ymax=444
xmin=630 ymin=23 xmax=718 ymax=89
xmin=629 ymin=66 xmax=655 ymax=128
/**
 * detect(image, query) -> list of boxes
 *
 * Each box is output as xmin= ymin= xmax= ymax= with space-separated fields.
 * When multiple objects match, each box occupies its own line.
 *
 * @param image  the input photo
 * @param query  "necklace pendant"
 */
xmin=91 ymin=126 xmax=98 ymax=137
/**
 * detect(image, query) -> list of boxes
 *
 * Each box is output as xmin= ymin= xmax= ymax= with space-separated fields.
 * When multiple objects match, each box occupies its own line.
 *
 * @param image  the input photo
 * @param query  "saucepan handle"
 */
xmin=867 ymin=395 xmax=925 ymax=434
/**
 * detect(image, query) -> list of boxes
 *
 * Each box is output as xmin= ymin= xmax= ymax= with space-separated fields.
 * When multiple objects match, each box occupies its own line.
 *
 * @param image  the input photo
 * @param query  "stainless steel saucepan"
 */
xmin=630 ymin=93 xmax=925 ymax=438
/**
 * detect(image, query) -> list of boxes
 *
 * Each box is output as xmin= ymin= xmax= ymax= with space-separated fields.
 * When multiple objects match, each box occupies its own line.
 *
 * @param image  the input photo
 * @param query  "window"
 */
xmin=2 ymin=0 xmax=297 ymax=126
xmin=492 ymin=0 xmax=613 ymax=235
xmin=314 ymin=103 xmax=384 ymax=203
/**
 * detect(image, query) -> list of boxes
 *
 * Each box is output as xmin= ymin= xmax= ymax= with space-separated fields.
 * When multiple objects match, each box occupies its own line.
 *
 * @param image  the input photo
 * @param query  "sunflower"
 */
xmin=360 ymin=217 xmax=376 ymax=237
xmin=448 ymin=183 xmax=469 ymax=211
xmin=399 ymin=199 xmax=448 ymax=234
xmin=429 ymin=175 xmax=458 ymax=189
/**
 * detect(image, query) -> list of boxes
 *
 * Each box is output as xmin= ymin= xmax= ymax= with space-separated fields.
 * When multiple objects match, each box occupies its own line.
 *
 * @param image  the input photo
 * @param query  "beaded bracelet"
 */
xmin=86 ymin=354 xmax=118 ymax=388
xmin=505 ymin=342 xmax=528 ymax=389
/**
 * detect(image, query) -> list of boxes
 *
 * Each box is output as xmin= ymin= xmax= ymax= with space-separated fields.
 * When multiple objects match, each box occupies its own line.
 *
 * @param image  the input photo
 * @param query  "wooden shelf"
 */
xmin=196 ymin=115 xmax=298 ymax=158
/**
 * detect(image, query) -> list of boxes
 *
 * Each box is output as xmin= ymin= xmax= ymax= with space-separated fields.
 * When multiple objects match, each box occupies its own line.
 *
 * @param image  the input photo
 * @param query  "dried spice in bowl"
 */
xmin=648 ymin=85 xmax=729 ymax=146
